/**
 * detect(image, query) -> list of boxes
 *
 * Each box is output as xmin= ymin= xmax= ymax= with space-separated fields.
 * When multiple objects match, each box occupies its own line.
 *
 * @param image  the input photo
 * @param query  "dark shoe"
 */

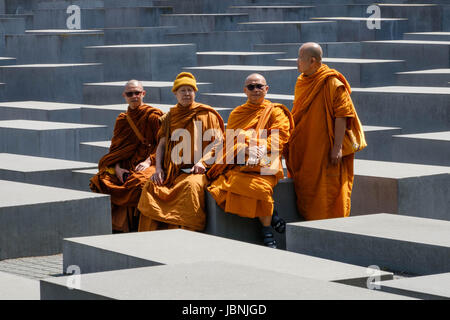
xmin=261 ymin=226 xmax=277 ymax=248
xmin=271 ymin=210 xmax=286 ymax=233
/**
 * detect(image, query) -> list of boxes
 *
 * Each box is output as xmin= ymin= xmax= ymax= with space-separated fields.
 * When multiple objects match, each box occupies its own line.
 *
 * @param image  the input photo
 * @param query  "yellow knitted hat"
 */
xmin=172 ymin=72 xmax=198 ymax=92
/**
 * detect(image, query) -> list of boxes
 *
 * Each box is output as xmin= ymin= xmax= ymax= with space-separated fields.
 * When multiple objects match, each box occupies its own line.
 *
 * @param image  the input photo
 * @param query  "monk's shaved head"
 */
xmin=299 ymin=42 xmax=323 ymax=62
xmin=245 ymin=73 xmax=267 ymax=86
xmin=124 ymin=79 xmax=143 ymax=90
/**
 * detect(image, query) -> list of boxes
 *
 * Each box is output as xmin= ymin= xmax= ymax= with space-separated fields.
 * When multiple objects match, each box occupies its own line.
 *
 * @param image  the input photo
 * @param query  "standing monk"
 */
xmin=286 ymin=42 xmax=365 ymax=220
xmin=137 ymin=72 xmax=225 ymax=232
xmin=90 ymin=80 xmax=163 ymax=232
xmin=207 ymin=74 xmax=294 ymax=248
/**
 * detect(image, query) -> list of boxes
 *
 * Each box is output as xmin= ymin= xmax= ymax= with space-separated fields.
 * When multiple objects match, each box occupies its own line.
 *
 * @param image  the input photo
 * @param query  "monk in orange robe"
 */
xmin=207 ymin=74 xmax=294 ymax=248
xmin=137 ymin=72 xmax=225 ymax=231
xmin=90 ymin=80 xmax=163 ymax=232
xmin=286 ymin=42 xmax=366 ymax=221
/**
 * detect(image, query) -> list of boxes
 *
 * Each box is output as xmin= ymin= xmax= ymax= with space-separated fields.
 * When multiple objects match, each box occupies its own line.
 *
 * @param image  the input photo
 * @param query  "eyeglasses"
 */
xmin=125 ymin=91 xmax=142 ymax=97
xmin=246 ymin=84 xmax=266 ymax=91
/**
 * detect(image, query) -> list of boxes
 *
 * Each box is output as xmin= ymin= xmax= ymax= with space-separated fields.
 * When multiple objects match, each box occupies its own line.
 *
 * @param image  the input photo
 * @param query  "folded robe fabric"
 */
xmin=138 ymin=102 xmax=225 ymax=231
xmin=286 ymin=64 xmax=363 ymax=220
xmin=89 ymin=104 xmax=163 ymax=231
xmin=207 ymin=99 xmax=293 ymax=218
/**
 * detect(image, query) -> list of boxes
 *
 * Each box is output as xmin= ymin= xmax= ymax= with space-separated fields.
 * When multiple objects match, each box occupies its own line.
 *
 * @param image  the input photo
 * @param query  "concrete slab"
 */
xmin=83 ymin=80 xmax=212 ymax=105
xmin=161 ymin=13 xmax=249 ymax=33
xmin=391 ymin=131 xmax=450 ymax=166
xmin=79 ymin=141 xmax=110 ymax=164
xmin=200 ymin=92 xmax=293 ymax=110
xmin=311 ymin=17 xmax=408 ymax=42
xmin=238 ymin=21 xmax=338 ymax=43
xmin=229 ymin=5 xmax=314 ymax=22
xmin=5 ymin=31 xmax=104 ymax=64
xmin=286 ymin=213 xmax=450 ymax=276
xmin=205 ymin=179 xmax=302 ymax=250
xmin=395 ymin=69 xmax=450 ymax=87
xmin=0 ymin=17 xmax=26 ymax=34
xmin=83 ymin=44 xmax=197 ymax=82
xmin=0 ymin=63 xmax=103 ymax=103
xmin=71 ymin=168 xmax=98 ymax=192
xmin=197 ymin=51 xmax=286 ymax=66
xmin=0 ymin=271 xmax=39 ymax=300
xmin=0 ymin=153 xmax=96 ymax=190
xmin=183 ymin=65 xmax=298 ymax=94
xmin=404 ymin=32 xmax=450 ymax=41
xmin=350 ymin=86 xmax=450 ymax=133
xmin=361 ymin=40 xmax=450 ymax=70
xmin=352 ymin=159 xmax=450 ymax=221
xmin=0 ymin=56 xmax=15 ymax=65
xmin=40 ymin=261 xmax=410 ymax=300
xmin=62 ymin=229 xmax=394 ymax=287
xmin=0 ymin=119 xmax=109 ymax=161
xmin=0 ymin=101 xmax=82 ymax=123
xmin=378 ymin=272 xmax=450 ymax=300
xmin=104 ymin=6 xmax=172 ymax=28
xmin=278 ymin=57 xmax=405 ymax=87
xmin=103 ymin=26 xmax=176 ymax=45
xmin=0 ymin=179 xmax=111 ymax=260
xmin=355 ymin=125 xmax=402 ymax=161
xmin=165 ymin=30 xmax=265 ymax=51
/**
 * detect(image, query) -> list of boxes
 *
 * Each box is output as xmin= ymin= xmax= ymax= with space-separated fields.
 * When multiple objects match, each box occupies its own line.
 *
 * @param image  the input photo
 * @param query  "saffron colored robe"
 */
xmin=137 ymin=102 xmax=225 ymax=231
xmin=207 ymin=99 xmax=293 ymax=218
xmin=90 ymin=104 xmax=163 ymax=232
xmin=286 ymin=64 xmax=361 ymax=220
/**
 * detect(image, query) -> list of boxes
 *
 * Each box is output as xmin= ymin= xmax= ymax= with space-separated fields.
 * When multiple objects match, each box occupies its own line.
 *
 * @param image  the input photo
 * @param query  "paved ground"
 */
xmin=0 ymin=254 xmax=64 ymax=280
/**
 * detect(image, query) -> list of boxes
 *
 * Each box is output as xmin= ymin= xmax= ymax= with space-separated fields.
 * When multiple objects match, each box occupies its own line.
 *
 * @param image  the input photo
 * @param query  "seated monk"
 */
xmin=137 ymin=72 xmax=225 ymax=232
xmin=207 ymin=73 xmax=294 ymax=248
xmin=90 ymin=80 xmax=163 ymax=233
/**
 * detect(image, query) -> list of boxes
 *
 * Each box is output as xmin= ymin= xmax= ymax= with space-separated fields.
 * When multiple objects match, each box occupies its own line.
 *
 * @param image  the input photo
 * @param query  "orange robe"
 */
xmin=286 ymin=64 xmax=359 ymax=220
xmin=137 ymin=102 xmax=225 ymax=231
xmin=207 ymin=99 xmax=293 ymax=218
xmin=90 ymin=104 xmax=163 ymax=232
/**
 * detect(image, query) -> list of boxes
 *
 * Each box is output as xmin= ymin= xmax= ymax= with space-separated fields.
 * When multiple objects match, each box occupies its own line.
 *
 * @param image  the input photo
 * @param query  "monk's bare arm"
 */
xmin=330 ymin=117 xmax=347 ymax=165
xmin=151 ymin=137 xmax=166 ymax=185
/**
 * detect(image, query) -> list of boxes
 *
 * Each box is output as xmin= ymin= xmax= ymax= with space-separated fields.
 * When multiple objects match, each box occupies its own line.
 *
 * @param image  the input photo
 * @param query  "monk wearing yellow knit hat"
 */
xmin=137 ymin=72 xmax=225 ymax=231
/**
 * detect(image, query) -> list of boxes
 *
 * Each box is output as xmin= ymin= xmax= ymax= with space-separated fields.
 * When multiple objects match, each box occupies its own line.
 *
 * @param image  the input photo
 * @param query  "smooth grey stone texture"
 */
xmin=286 ymin=213 xmax=450 ymax=276
xmin=391 ymin=131 xmax=450 ymax=166
xmin=0 ymin=101 xmax=82 ymax=123
xmin=352 ymin=159 xmax=450 ymax=221
xmin=0 ymin=153 xmax=96 ymax=190
xmin=395 ymin=68 xmax=450 ymax=87
xmin=62 ymin=229 xmax=393 ymax=287
xmin=0 ymin=179 xmax=111 ymax=260
xmin=40 ymin=261 xmax=410 ymax=300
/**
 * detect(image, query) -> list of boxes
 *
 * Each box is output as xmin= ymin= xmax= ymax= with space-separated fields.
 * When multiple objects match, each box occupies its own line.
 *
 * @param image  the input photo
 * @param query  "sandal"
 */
xmin=261 ymin=226 xmax=277 ymax=248
xmin=271 ymin=210 xmax=286 ymax=234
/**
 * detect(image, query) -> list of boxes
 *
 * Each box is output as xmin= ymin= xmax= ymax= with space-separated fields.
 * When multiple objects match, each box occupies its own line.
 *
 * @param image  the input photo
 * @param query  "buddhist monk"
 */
xmin=286 ymin=42 xmax=366 ymax=221
xmin=137 ymin=72 xmax=225 ymax=231
xmin=207 ymin=74 xmax=294 ymax=248
xmin=90 ymin=80 xmax=163 ymax=232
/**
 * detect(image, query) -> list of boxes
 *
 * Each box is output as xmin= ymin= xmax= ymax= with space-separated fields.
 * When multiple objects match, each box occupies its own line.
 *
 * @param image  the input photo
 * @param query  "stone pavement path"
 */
xmin=0 ymin=254 xmax=64 ymax=280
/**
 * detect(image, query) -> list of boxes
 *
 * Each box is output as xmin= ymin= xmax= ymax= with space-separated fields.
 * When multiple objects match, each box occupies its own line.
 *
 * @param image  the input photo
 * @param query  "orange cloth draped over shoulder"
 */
xmin=207 ymin=99 xmax=293 ymax=218
xmin=137 ymin=102 xmax=225 ymax=231
xmin=89 ymin=104 xmax=163 ymax=232
xmin=286 ymin=64 xmax=362 ymax=221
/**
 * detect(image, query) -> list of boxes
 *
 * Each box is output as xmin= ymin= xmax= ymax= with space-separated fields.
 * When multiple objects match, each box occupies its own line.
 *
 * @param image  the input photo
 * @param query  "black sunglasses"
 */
xmin=125 ymin=91 xmax=142 ymax=97
xmin=246 ymin=84 xmax=266 ymax=91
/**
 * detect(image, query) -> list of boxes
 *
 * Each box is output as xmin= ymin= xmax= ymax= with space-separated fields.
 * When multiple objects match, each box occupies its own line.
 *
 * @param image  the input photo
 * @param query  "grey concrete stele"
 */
xmin=0 ymin=180 xmax=111 ymax=260
xmin=40 ymin=261 xmax=411 ymax=300
xmin=286 ymin=213 xmax=450 ymax=276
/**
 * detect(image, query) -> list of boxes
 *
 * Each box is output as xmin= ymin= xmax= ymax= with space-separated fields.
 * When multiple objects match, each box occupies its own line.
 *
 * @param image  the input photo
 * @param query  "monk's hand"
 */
xmin=115 ymin=165 xmax=130 ymax=184
xmin=151 ymin=169 xmax=165 ymax=186
xmin=191 ymin=162 xmax=206 ymax=174
xmin=330 ymin=145 xmax=343 ymax=165
xmin=135 ymin=159 xmax=151 ymax=172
